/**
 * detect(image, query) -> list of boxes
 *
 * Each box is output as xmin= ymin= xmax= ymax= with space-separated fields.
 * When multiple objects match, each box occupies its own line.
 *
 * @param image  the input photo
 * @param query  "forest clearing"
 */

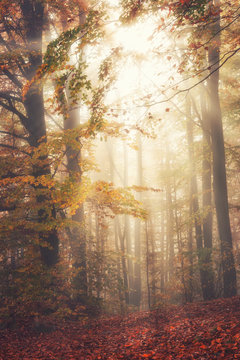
xmin=1 ymin=296 xmax=240 ymax=359
xmin=0 ymin=0 xmax=240 ymax=359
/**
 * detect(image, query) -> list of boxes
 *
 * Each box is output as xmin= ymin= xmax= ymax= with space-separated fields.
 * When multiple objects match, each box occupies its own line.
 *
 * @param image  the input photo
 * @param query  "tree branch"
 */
xmin=0 ymin=99 xmax=29 ymax=129
xmin=0 ymin=143 xmax=30 ymax=155
xmin=45 ymin=110 xmax=63 ymax=130
xmin=0 ymin=91 xmax=23 ymax=103
xmin=2 ymin=68 xmax=23 ymax=89
xmin=0 ymin=21 xmax=28 ymax=78
xmin=146 ymin=47 xmax=240 ymax=108
xmin=0 ymin=130 xmax=29 ymax=141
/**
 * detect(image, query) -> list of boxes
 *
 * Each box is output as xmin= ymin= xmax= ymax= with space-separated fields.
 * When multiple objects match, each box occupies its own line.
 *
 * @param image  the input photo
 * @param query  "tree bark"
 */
xmin=117 ymin=218 xmax=129 ymax=304
xmin=207 ymin=0 xmax=237 ymax=297
xmin=133 ymin=133 xmax=142 ymax=307
xmin=201 ymin=91 xmax=215 ymax=300
xmin=149 ymin=217 xmax=156 ymax=306
xmin=123 ymin=143 xmax=133 ymax=304
xmin=165 ymin=150 xmax=174 ymax=279
xmin=186 ymin=97 xmax=208 ymax=300
xmin=21 ymin=0 xmax=59 ymax=266
xmin=64 ymin=89 xmax=87 ymax=299
xmin=187 ymin=200 xmax=194 ymax=303
xmin=160 ymin=191 xmax=165 ymax=294
xmin=145 ymin=221 xmax=151 ymax=309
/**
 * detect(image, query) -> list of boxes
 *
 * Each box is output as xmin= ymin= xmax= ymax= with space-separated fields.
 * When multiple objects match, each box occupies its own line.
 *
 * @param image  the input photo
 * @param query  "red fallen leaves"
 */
xmin=1 ymin=296 xmax=240 ymax=359
xmin=142 ymin=353 xmax=154 ymax=358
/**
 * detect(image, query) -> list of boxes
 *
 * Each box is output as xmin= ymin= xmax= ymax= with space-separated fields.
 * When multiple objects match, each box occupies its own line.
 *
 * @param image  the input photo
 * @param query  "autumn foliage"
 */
xmin=0 ymin=0 xmax=240 ymax=358
xmin=1 ymin=296 xmax=240 ymax=359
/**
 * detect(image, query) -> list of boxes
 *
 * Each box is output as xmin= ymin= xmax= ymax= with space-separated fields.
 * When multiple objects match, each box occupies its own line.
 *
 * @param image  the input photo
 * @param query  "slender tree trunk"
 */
xmin=108 ymin=141 xmax=125 ymax=309
xmin=133 ymin=134 xmax=142 ymax=307
xmin=109 ymin=141 xmax=131 ymax=305
xmin=149 ymin=217 xmax=156 ymax=306
xmin=95 ymin=209 xmax=101 ymax=299
xmin=125 ymin=213 xmax=133 ymax=304
xmin=207 ymin=0 xmax=237 ymax=297
xmin=201 ymin=92 xmax=215 ymax=300
xmin=123 ymin=143 xmax=133 ymax=304
xmin=186 ymin=97 xmax=207 ymax=300
xmin=160 ymin=192 xmax=165 ymax=294
xmin=87 ymin=212 xmax=93 ymax=298
xmin=173 ymin=177 xmax=188 ymax=302
xmin=134 ymin=221 xmax=141 ymax=307
xmin=145 ymin=221 xmax=151 ymax=309
xmin=117 ymin=218 xmax=129 ymax=304
xmin=164 ymin=190 xmax=169 ymax=285
xmin=114 ymin=217 xmax=124 ymax=313
xmin=165 ymin=150 xmax=174 ymax=279
xmin=187 ymin=201 xmax=194 ymax=302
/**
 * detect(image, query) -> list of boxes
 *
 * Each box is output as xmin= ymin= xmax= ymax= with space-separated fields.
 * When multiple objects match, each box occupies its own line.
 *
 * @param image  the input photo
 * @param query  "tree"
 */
xmin=207 ymin=0 xmax=237 ymax=297
xmin=133 ymin=133 xmax=143 ymax=307
xmin=119 ymin=0 xmax=238 ymax=299
xmin=0 ymin=0 xmax=59 ymax=266
xmin=186 ymin=95 xmax=215 ymax=300
xmin=61 ymin=4 xmax=88 ymax=302
xmin=200 ymin=89 xmax=215 ymax=300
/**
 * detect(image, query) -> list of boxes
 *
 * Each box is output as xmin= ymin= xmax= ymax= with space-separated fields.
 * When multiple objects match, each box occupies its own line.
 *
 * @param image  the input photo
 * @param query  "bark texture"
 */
xmin=207 ymin=1 xmax=237 ymax=297
xmin=21 ymin=0 xmax=59 ymax=266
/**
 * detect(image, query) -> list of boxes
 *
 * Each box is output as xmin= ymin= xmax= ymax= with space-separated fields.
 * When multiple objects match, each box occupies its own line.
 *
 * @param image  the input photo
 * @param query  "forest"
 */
xmin=0 ymin=0 xmax=240 ymax=359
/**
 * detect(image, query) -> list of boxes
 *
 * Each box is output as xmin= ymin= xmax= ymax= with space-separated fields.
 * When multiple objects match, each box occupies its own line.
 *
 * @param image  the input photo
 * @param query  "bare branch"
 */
xmin=0 ymin=99 xmax=29 ymax=129
xmin=0 ymin=130 xmax=28 ymax=141
xmin=0 ymin=143 xmax=30 ymax=155
xmin=45 ymin=110 xmax=63 ymax=130
xmin=1 ymin=68 xmax=23 ymax=89
xmin=147 ymin=47 xmax=240 ymax=108
xmin=0 ymin=91 xmax=23 ymax=103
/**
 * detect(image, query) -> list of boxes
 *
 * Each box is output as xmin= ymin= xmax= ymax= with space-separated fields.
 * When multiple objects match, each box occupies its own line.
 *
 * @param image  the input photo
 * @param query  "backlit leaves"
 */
xmin=90 ymin=180 xmax=147 ymax=219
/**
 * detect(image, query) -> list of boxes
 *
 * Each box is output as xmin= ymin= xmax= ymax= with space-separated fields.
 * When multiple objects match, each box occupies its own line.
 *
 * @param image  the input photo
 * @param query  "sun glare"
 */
xmin=103 ymin=12 xmax=177 ymax=111
xmin=113 ymin=21 xmax=154 ymax=54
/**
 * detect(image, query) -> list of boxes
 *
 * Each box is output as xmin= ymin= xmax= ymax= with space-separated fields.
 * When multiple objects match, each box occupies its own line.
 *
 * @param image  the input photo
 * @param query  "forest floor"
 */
xmin=1 ymin=296 xmax=240 ymax=360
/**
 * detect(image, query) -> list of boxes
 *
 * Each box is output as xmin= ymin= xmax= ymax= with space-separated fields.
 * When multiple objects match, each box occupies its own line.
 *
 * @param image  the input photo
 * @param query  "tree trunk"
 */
xmin=117 ymin=218 xmax=129 ymax=304
xmin=108 ymin=141 xmax=125 ymax=309
xmin=173 ymin=177 xmax=189 ymax=303
xmin=145 ymin=221 xmax=151 ymax=309
xmin=21 ymin=0 xmax=59 ymax=267
xmin=149 ymin=217 xmax=156 ymax=306
xmin=114 ymin=217 xmax=124 ymax=313
xmin=123 ymin=144 xmax=133 ymax=304
xmin=62 ymin=6 xmax=88 ymax=298
xmin=95 ymin=209 xmax=101 ymax=299
xmin=160 ymin=191 xmax=165 ymax=294
xmin=207 ymin=0 xmax=237 ymax=297
xmin=64 ymin=93 xmax=87 ymax=299
xmin=165 ymin=150 xmax=174 ymax=279
xmin=186 ymin=97 xmax=207 ymax=300
xmin=133 ymin=133 xmax=142 ymax=307
xmin=201 ymin=91 xmax=215 ymax=300
xmin=187 ymin=201 xmax=194 ymax=303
